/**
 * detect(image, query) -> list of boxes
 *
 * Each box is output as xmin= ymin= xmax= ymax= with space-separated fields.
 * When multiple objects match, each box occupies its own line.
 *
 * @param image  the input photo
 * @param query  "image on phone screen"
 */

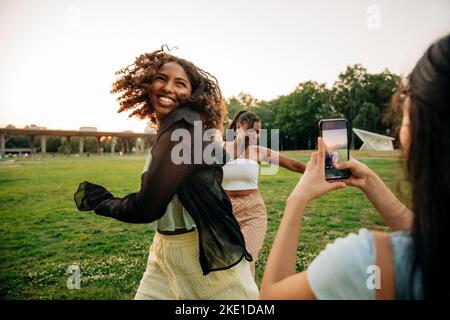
xmin=320 ymin=119 xmax=350 ymax=180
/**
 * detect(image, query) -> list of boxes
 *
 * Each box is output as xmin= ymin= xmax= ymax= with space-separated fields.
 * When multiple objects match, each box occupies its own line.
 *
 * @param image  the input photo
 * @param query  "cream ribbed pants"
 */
xmin=134 ymin=230 xmax=259 ymax=300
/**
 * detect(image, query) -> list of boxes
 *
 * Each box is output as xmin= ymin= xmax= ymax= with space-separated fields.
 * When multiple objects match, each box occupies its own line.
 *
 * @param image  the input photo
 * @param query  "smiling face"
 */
xmin=237 ymin=120 xmax=261 ymax=145
xmin=149 ymin=61 xmax=193 ymax=120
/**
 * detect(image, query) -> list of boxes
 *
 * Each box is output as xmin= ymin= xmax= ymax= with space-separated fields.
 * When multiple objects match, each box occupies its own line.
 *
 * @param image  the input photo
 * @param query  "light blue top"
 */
xmin=307 ymin=228 xmax=423 ymax=300
xmin=142 ymin=149 xmax=196 ymax=231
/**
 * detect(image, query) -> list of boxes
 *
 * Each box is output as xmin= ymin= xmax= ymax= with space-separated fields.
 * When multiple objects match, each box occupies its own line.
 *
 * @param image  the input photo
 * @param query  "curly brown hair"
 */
xmin=111 ymin=45 xmax=227 ymax=130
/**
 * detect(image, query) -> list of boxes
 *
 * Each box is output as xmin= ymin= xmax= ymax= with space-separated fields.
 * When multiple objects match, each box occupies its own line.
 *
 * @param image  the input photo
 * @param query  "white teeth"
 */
xmin=159 ymin=96 xmax=174 ymax=103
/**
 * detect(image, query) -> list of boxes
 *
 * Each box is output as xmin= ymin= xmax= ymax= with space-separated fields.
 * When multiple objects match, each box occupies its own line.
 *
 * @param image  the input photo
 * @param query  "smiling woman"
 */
xmin=111 ymin=46 xmax=225 ymax=131
xmin=74 ymin=46 xmax=259 ymax=300
xmin=149 ymin=62 xmax=192 ymax=119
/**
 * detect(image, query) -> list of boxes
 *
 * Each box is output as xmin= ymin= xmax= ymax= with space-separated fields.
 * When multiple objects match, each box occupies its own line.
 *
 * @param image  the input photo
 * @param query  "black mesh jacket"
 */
xmin=74 ymin=107 xmax=252 ymax=275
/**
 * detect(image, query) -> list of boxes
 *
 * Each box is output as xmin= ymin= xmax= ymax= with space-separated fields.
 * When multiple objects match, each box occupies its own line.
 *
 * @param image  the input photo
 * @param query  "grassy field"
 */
xmin=0 ymin=151 xmax=408 ymax=299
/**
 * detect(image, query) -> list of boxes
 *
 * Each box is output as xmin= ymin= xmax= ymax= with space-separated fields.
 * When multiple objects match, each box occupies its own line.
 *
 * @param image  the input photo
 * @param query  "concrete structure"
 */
xmin=352 ymin=128 xmax=395 ymax=151
xmin=0 ymin=127 xmax=156 ymax=156
xmin=80 ymin=127 xmax=98 ymax=132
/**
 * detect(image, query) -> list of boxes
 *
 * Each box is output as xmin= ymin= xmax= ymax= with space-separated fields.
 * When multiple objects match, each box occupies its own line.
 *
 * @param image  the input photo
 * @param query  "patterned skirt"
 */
xmin=227 ymin=190 xmax=267 ymax=278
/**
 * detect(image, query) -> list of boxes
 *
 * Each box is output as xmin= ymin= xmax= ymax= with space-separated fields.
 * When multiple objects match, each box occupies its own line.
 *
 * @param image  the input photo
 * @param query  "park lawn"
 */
xmin=0 ymin=151 xmax=407 ymax=299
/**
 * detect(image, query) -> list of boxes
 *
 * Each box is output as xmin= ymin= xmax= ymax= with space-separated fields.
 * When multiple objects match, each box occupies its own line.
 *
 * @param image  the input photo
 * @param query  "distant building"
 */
xmin=24 ymin=124 xmax=46 ymax=130
xmin=80 ymin=127 xmax=97 ymax=132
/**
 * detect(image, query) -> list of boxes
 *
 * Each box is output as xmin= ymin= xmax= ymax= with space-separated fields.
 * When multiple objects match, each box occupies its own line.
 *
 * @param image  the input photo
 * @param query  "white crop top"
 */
xmin=222 ymin=157 xmax=259 ymax=191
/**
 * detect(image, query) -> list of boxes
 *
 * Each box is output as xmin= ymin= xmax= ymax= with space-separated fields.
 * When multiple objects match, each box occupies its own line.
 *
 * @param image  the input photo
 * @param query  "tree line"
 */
xmin=5 ymin=64 xmax=403 ymax=152
xmin=225 ymin=64 xmax=403 ymax=150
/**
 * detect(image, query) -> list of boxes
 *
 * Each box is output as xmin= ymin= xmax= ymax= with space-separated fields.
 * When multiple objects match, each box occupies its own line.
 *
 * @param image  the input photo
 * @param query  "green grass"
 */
xmin=0 ymin=151 xmax=407 ymax=299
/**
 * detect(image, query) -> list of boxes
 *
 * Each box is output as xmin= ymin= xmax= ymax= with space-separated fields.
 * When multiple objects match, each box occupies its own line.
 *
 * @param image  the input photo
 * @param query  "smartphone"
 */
xmin=318 ymin=118 xmax=350 ymax=180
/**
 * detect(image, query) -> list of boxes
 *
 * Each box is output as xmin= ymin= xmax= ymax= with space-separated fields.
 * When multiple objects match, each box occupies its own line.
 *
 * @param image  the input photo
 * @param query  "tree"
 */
xmin=222 ymin=64 xmax=401 ymax=150
xmin=46 ymin=137 xmax=62 ymax=153
xmin=225 ymin=92 xmax=259 ymax=122
xmin=250 ymin=100 xmax=276 ymax=130
xmin=331 ymin=65 xmax=400 ymax=148
xmin=274 ymin=81 xmax=334 ymax=150
xmin=225 ymin=97 xmax=245 ymax=123
xmin=5 ymin=135 xmax=28 ymax=148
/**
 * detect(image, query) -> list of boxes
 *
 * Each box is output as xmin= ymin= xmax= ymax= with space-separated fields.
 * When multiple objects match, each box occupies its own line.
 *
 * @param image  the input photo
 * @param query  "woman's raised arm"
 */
xmin=74 ymin=120 xmax=195 ymax=223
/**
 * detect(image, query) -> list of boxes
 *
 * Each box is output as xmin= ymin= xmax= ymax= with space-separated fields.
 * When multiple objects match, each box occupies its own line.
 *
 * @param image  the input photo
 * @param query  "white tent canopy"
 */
xmin=352 ymin=128 xmax=395 ymax=151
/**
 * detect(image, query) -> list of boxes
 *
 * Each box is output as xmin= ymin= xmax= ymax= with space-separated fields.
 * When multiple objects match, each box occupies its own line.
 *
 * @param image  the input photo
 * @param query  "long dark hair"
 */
xmin=228 ymin=111 xmax=260 ymax=131
xmin=226 ymin=111 xmax=260 ymax=148
xmin=111 ymin=45 xmax=226 ymax=130
xmin=407 ymin=34 xmax=450 ymax=299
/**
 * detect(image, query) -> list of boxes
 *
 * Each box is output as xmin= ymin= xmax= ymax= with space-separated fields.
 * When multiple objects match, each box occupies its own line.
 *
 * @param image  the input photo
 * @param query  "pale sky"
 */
xmin=1 ymin=0 xmax=449 ymax=132
xmin=323 ymin=129 xmax=348 ymax=148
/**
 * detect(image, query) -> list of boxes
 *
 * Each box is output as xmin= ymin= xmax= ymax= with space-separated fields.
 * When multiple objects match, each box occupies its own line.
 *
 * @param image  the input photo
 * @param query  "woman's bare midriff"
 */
xmin=225 ymin=189 xmax=258 ymax=197
xmin=157 ymin=228 xmax=196 ymax=235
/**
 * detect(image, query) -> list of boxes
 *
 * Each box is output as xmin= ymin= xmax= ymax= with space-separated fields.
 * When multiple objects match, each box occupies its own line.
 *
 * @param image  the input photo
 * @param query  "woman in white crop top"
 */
xmin=219 ymin=111 xmax=306 ymax=278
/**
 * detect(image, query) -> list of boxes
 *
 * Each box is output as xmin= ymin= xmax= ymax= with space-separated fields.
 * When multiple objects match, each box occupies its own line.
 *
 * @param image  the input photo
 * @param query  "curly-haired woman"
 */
xmin=74 ymin=46 xmax=259 ymax=300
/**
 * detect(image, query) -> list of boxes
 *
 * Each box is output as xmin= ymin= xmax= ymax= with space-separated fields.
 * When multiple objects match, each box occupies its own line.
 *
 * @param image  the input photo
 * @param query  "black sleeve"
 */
xmin=73 ymin=120 xmax=195 ymax=223
xmin=201 ymin=140 xmax=229 ymax=166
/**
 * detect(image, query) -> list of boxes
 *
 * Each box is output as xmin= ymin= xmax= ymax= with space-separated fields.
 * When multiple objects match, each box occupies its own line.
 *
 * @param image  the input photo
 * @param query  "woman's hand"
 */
xmin=289 ymin=138 xmax=346 ymax=204
xmin=334 ymin=157 xmax=377 ymax=191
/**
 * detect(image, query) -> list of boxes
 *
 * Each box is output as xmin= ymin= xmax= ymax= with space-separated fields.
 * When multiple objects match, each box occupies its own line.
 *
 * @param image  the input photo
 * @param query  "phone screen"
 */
xmin=319 ymin=119 xmax=350 ymax=180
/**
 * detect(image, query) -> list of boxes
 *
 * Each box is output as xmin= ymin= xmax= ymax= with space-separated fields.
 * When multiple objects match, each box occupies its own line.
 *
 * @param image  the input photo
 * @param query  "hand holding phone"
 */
xmin=288 ymin=137 xmax=347 ymax=203
xmin=318 ymin=118 xmax=350 ymax=180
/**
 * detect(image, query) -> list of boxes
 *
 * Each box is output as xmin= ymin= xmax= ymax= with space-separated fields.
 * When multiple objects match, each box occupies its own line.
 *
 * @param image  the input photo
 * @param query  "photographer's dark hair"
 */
xmin=111 ymin=45 xmax=226 ymax=130
xmin=228 ymin=111 xmax=260 ymax=131
xmin=407 ymin=34 xmax=450 ymax=299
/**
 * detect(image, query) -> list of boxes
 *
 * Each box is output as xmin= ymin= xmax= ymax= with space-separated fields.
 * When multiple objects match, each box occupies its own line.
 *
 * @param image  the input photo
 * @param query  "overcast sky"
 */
xmin=1 ymin=0 xmax=449 ymax=132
